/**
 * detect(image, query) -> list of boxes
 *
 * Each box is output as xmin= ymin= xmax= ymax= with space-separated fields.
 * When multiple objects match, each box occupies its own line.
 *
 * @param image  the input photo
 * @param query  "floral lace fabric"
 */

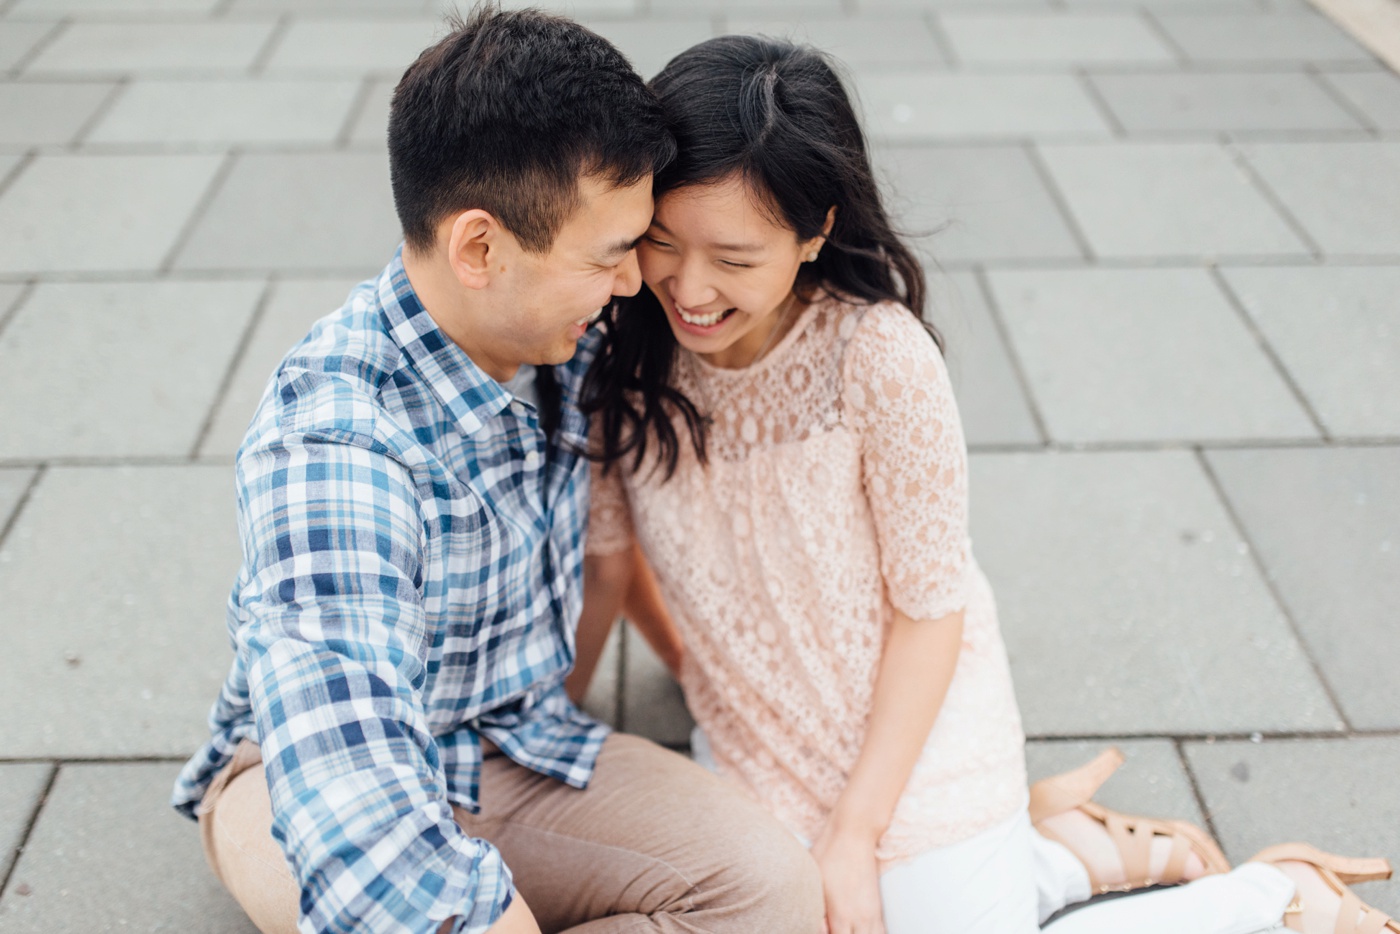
xmin=587 ymin=298 xmax=1027 ymax=866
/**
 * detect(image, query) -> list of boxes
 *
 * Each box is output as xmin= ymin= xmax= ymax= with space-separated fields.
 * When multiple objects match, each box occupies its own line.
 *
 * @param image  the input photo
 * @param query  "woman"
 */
xmin=572 ymin=34 xmax=1396 ymax=934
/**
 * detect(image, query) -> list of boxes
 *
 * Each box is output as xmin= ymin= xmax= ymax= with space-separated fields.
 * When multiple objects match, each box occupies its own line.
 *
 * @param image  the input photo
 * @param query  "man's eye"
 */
xmin=642 ymin=235 xmax=673 ymax=249
xmin=720 ymin=261 xmax=751 ymax=269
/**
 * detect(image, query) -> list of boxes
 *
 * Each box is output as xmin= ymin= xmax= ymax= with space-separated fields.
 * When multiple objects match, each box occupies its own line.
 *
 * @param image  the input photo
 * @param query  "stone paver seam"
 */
xmin=247 ymin=12 xmax=290 ymax=77
xmin=1137 ymin=8 xmax=1191 ymax=66
xmin=922 ymin=12 xmax=960 ymax=69
xmin=970 ymin=265 xmax=1052 ymax=446
xmin=1207 ymin=266 xmax=1331 ymax=441
xmin=192 ymin=277 xmax=276 ymax=459
xmin=615 ymin=620 xmax=632 ymax=733
xmin=1074 ymin=70 xmax=1128 ymax=138
xmin=1224 ymin=141 xmax=1326 ymax=260
xmin=1022 ymin=142 xmax=1097 ymax=262
xmin=1193 ymin=447 xmax=1353 ymax=732
xmin=1172 ymin=737 xmax=1224 ymax=842
xmin=6 ymin=16 xmax=65 ymax=77
xmin=0 ymin=279 xmax=34 ymax=342
xmin=335 ymin=75 xmax=381 ymax=149
xmin=0 ymin=150 xmax=31 ymax=202
xmin=156 ymin=149 xmax=240 ymax=274
xmin=0 ymin=462 xmax=43 ymax=549
xmin=0 ymin=762 xmax=56 ymax=901
xmin=66 ymin=75 xmax=130 ymax=148
xmin=1306 ymin=65 xmax=1383 ymax=134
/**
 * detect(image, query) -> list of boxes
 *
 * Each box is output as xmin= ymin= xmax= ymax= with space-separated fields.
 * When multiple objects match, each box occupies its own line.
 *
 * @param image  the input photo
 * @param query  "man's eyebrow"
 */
xmin=649 ymin=219 xmax=763 ymax=254
xmin=600 ymin=235 xmax=644 ymax=261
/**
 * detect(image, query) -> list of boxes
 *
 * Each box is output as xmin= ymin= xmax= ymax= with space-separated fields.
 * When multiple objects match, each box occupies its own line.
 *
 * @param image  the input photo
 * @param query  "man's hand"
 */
xmin=439 ymin=895 xmax=542 ymax=934
xmin=811 ymin=823 xmax=885 ymax=934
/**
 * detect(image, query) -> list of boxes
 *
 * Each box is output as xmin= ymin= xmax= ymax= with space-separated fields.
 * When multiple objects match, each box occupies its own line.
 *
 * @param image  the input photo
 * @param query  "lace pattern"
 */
xmin=587 ymin=298 xmax=1026 ymax=865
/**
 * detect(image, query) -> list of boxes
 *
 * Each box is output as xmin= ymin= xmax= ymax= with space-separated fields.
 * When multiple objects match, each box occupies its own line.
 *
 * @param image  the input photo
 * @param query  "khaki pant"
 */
xmin=197 ymin=733 xmax=822 ymax=933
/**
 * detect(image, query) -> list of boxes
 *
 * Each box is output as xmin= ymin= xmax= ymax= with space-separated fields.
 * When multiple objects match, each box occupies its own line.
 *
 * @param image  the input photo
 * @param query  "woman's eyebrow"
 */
xmin=649 ymin=219 xmax=765 ymax=253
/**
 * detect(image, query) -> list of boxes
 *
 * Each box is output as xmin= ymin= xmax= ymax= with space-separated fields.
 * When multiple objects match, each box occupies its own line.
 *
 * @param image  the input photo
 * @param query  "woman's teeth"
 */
xmin=677 ymin=305 xmax=733 ymax=327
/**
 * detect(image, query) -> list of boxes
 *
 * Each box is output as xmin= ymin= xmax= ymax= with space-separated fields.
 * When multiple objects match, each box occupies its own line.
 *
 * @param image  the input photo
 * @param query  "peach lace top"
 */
xmin=587 ymin=297 xmax=1027 ymax=867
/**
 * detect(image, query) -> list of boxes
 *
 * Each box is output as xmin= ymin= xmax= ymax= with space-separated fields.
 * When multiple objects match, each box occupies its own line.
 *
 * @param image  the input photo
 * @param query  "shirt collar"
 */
xmin=377 ymin=246 xmax=511 ymax=437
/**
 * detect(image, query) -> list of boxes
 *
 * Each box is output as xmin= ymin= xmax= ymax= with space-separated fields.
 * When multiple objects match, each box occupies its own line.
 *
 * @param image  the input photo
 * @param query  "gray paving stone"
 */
xmin=0 ymin=280 xmax=261 ymax=459
xmin=88 ymin=79 xmax=362 ymax=146
xmin=969 ymin=450 xmax=1342 ymax=736
xmin=579 ymin=19 xmax=715 ymax=81
xmin=347 ymin=78 xmax=392 ymax=147
xmin=1154 ymin=13 xmax=1375 ymax=63
xmin=1221 ymin=266 xmax=1400 ymax=437
xmin=0 ymin=82 xmax=111 ymax=147
xmin=932 ymin=270 xmax=1042 ymax=446
xmin=860 ymin=0 xmax=1054 ymax=8
xmin=619 ymin=622 xmax=693 ymax=747
xmin=876 ymin=144 xmax=1084 ymax=263
xmin=651 ymin=0 xmax=840 ymax=13
xmin=578 ymin=619 xmax=623 ymax=728
xmin=986 ymin=268 xmax=1316 ymax=443
xmin=496 ymin=0 xmax=641 ymax=14
xmin=174 ymin=152 xmax=399 ymax=274
xmin=200 ymin=277 xmax=359 ymax=459
xmin=8 ymin=0 xmax=219 ymax=13
xmin=1037 ymin=143 xmax=1310 ymax=258
xmin=0 ymin=764 xmax=256 ymax=933
xmin=0 ymin=466 xmax=241 ymax=757
xmin=25 ymin=22 xmax=276 ymax=75
xmin=1321 ymin=69 xmax=1400 ymax=130
xmin=0 ymin=22 xmax=54 ymax=71
xmin=1025 ymin=739 xmax=1206 ymax=826
xmin=0 ymin=154 xmax=222 ymax=274
xmin=263 ymin=18 xmax=447 ymax=75
xmin=1206 ymin=447 xmax=1400 ymax=730
xmin=728 ymin=16 xmax=946 ymax=68
xmin=0 ymin=467 xmax=36 ymax=527
xmin=860 ymin=73 xmax=1111 ymax=141
xmin=0 ymin=281 xmax=23 ymax=316
xmin=233 ymin=0 xmax=427 ymax=12
xmin=939 ymin=13 xmax=1175 ymax=65
xmin=1090 ymin=72 xmax=1364 ymax=134
xmin=1185 ymin=737 xmax=1400 ymax=916
xmin=0 ymin=764 xmax=50 ymax=884
xmin=1238 ymin=142 xmax=1400 ymax=255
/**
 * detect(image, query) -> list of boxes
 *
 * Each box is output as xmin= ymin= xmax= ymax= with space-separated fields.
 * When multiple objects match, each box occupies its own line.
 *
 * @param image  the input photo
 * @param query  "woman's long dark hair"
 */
xmin=583 ymin=35 xmax=939 ymax=480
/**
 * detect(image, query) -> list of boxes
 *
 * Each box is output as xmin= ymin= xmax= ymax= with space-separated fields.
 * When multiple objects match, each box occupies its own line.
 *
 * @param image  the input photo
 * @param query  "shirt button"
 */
xmin=524 ymin=451 xmax=542 ymax=469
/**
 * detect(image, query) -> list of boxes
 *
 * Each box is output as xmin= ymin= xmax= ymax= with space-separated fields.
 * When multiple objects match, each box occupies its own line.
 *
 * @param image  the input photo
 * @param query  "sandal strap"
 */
xmin=1105 ymin=811 xmax=1154 ymax=884
xmin=1337 ymin=889 xmax=1394 ymax=934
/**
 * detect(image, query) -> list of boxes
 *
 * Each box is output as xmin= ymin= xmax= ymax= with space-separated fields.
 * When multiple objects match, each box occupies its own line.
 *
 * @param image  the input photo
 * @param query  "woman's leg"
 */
xmin=1042 ymin=863 xmax=1296 ymax=934
xmin=879 ymin=810 xmax=1043 ymax=934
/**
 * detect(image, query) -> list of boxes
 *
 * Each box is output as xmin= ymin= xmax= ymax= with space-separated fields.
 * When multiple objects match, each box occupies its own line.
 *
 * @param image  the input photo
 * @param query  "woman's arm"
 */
xmin=812 ymin=607 xmax=965 ymax=934
xmin=620 ymin=544 xmax=684 ymax=678
xmin=566 ymin=548 xmax=633 ymax=704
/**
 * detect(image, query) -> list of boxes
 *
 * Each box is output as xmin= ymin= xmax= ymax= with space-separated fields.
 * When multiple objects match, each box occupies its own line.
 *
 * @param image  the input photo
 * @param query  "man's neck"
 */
xmin=400 ymin=245 xmax=519 ymax=383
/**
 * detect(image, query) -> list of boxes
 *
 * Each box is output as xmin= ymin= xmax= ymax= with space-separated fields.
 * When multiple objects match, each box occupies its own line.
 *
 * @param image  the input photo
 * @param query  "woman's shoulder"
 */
xmin=832 ymin=298 xmax=942 ymax=375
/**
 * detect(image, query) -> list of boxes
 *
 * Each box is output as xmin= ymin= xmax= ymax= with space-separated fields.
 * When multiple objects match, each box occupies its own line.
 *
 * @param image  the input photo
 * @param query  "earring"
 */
xmin=806 ymin=250 xmax=819 ymax=262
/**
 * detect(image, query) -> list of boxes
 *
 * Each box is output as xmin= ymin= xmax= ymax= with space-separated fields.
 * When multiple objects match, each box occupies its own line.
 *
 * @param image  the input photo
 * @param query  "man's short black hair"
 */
xmin=389 ymin=6 xmax=675 ymax=255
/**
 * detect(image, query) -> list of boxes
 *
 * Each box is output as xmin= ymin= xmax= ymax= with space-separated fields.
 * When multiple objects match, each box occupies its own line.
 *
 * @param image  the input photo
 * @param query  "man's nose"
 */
xmin=612 ymin=250 xmax=643 ymax=297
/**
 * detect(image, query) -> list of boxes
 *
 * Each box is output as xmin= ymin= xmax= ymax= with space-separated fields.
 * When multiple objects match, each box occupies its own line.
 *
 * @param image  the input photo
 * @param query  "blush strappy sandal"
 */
xmin=1029 ymin=747 xmax=1232 ymax=894
xmin=1250 ymin=843 xmax=1397 ymax=934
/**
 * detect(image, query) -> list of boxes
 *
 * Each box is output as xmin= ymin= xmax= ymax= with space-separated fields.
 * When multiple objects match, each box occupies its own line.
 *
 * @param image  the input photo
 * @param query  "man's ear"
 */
xmin=446 ymin=209 xmax=506 ymax=290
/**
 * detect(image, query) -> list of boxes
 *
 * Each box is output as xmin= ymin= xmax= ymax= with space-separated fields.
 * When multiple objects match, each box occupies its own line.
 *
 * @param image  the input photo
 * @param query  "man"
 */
xmin=172 ymin=9 xmax=822 ymax=934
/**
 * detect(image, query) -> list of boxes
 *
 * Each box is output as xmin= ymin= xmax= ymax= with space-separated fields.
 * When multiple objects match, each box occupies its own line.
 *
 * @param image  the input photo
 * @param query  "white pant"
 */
xmin=880 ymin=807 xmax=1297 ymax=934
xmin=690 ymin=729 xmax=1298 ymax=934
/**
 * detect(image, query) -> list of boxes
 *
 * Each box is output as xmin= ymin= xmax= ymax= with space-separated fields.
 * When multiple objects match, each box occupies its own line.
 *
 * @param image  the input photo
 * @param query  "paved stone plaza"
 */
xmin=0 ymin=0 xmax=1398 ymax=929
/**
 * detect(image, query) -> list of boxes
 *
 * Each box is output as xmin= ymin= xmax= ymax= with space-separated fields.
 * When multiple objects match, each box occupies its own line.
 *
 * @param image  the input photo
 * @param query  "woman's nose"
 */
xmin=666 ymin=262 xmax=718 ymax=310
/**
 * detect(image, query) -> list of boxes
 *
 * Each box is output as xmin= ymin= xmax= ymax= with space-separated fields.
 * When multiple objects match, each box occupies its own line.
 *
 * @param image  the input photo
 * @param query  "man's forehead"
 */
xmin=562 ymin=175 xmax=654 ymax=254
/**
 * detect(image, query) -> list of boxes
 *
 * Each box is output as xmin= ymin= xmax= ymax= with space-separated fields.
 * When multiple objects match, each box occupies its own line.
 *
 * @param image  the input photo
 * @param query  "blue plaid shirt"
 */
xmin=173 ymin=250 xmax=609 ymax=934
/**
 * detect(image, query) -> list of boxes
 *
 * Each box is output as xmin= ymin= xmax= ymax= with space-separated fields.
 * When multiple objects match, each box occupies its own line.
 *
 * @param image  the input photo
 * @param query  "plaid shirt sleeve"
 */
xmin=235 ymin=393 xmax=513 ymax=934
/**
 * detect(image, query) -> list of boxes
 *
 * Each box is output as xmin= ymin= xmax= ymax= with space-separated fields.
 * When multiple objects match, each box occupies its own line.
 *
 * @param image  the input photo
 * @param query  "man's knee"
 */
xmin=698 ymin=815 xmax=824 ymax=933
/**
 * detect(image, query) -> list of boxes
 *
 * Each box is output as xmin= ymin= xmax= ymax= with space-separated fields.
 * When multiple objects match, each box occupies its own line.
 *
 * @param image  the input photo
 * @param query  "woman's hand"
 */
xmin=811 ymin=821 xmax=885 ymax=934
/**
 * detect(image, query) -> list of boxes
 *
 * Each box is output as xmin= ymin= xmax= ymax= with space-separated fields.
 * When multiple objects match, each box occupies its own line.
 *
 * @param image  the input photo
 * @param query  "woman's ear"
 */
xmin=822 ymin=205 xmax=836 ymax=238
xmin=446 ymin=209 xmax=504 ymax=290
xmin=803 ymin=207 xmax=838 ymax=262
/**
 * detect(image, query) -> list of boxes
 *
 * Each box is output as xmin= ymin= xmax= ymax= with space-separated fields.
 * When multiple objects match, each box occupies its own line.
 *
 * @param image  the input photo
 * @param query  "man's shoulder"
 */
xmin=249 ymin=279 xmax=413 ymax=447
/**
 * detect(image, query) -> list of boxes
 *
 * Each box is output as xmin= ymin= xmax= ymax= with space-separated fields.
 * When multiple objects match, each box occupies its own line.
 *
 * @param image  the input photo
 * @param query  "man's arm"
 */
xmin=237 ymin=424 xmax=514 ymax=934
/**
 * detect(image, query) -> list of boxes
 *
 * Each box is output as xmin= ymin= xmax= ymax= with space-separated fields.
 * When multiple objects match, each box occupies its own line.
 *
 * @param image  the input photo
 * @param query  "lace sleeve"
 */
xmin=586 ymin=456 xmax=635 ymax=557
xmin=841 ymin=305 xmax=971 ymax=622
